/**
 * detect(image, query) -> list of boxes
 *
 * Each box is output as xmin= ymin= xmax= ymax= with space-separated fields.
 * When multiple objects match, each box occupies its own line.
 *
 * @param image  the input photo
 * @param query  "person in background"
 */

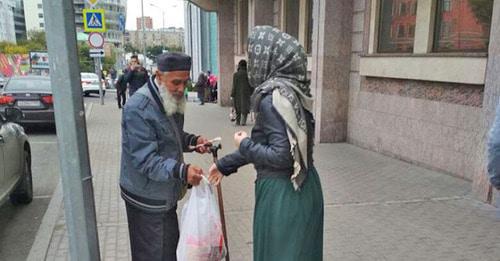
xmin=115 ymin=69 xmax=127 ymax=109
xmin=195 ymin=72 xmax=208 ymax=105
xmin=208 ymin=71 xmax=218 ymax=103
xmin=121 ymin=52 xmax=210 ymax=260
xmin=231 ymin=59 xmax=253 ymax=126
xmin=208 ymin=26 xmax=324 ymax=261
xmin=110 ymin=67 xmax=117 ymax=88
xmin=184 ymin=78 xmax=192 ymax=101
xmin=124 ymin=55 xmax=149 ymax=96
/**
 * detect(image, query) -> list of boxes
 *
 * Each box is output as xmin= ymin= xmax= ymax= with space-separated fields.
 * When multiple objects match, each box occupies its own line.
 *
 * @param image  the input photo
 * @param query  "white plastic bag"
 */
xmin=177 ymin=178 xmax=227 ymax=261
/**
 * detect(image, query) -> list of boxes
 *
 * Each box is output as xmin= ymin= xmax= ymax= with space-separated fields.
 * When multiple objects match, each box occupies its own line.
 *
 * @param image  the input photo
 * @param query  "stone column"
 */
xmin=310 ymin=0 xmax=353 ymax=143
xmin=249 ymin=0 xmax=274 ymax=27
xmin=216 ymin=0 xmax=236 ymax=106
xmin=474 ymin=0 xmax=500 ymax=207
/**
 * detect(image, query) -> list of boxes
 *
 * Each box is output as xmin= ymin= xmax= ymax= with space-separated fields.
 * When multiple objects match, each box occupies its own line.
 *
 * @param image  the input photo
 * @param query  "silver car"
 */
xmin=0 ymin=107 xmax=32 ymax=205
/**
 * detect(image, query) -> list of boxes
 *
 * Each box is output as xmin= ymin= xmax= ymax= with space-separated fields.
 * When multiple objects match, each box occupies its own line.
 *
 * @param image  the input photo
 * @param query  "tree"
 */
xmin=146 ymin=45 xmax=165 ymax=60
xmin=78 ymin=43 xmax=94 ymax=72
xmin=124 ymin=43 xmax=139 ymax=54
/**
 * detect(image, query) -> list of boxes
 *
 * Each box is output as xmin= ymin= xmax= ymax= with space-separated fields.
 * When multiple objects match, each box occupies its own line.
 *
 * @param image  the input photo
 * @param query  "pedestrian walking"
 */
xmin=120 ymin=52 xmax=210 ymax=261
xmin=208 ymin=26 xmax=324 ymax=261
xmin=195 ymin=72 xmax=208 ymax=105
xmin=124 ymin=55 xmax=149 ymax=96
xmin=208 ymin=71 xmax=218 ymax=102
xmin=231 ymin=59 xmax=253 ymax=126
xmin=487 ymin=104 xmax=500 ymax=191
xmin=115 ymin=69 xmax=127 ymax=109
xmin=110 ymin=67 xmax=117 ymax=88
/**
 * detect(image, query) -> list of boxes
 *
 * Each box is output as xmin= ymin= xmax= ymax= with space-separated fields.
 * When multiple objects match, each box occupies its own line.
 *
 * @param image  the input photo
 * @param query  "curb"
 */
xmin=27 ymin=102 xmax=94 ymax=261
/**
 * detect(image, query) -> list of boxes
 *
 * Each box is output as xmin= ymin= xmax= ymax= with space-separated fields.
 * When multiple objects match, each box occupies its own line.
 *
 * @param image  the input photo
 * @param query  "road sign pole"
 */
xmin=42 ymin=1 xmax=101 ymax=260
xmin=95 ymin=57 xmax=104 ymax=105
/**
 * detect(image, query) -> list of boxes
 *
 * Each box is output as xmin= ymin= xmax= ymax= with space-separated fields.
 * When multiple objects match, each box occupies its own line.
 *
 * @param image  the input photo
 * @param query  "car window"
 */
xmin=81 ymin=73 xmax=99 ymax=80
xmin=5 ymin=78 xmax=51 ymax=92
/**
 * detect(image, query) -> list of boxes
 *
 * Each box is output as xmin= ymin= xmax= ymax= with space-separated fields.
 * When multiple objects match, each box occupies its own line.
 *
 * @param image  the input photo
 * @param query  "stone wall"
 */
xmin=347 ymin=0 xmax=485 ymax=181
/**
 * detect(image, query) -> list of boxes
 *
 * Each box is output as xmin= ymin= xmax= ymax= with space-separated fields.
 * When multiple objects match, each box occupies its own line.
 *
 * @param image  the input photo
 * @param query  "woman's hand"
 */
xmin=234 ymin=131 xmax=248 ymax=148
xmin=208 ymin=163 xmax=224 ymax=186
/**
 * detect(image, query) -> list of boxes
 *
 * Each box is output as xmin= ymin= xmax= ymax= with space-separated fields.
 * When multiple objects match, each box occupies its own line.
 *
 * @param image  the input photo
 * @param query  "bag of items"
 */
xmin=177 ymin=178 xmax=227 ymax=261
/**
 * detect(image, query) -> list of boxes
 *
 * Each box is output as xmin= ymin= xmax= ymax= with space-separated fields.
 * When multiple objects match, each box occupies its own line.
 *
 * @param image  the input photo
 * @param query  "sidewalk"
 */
xmin=38 ymin=99 xmax=500 ymax=260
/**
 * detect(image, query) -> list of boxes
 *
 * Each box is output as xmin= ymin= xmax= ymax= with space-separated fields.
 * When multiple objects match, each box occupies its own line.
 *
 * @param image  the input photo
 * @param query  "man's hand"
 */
xmin=208 ymin=163 xmax=224 ymax=186
xmin=186 ymin=165 xmax=203 ymax=186
xmin=234 ymin=131 xmax=248 ymax=148
xmin=195 ymin=136 xmax=210 ymax=154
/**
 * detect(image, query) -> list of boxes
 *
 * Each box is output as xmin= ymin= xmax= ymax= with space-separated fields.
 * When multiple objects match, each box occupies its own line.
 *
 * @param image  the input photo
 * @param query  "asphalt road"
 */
xmin=0 ymin=95 xmax=106 ymax=261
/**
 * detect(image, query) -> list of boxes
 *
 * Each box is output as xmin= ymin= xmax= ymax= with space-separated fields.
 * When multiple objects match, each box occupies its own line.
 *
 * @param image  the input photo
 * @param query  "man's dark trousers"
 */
xmin=117 ymin=89 xmax=126 ymax=109
xmin=125 ymin=203 xmax=179 ymax=261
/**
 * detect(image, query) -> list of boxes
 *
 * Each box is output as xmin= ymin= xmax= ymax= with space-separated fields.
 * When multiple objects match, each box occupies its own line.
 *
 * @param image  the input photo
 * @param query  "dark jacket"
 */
xmin=124 ymin=66 xmax=149 ymax=96
xmin=120 ymin=79 xmax=199 ymax=212
xmin=231 ymin=68 xmax=253 ymax=115
xmin=195 ymin=73 xmax=208 ymax=96
xmin=115 ymin=74 xmax=127 ymax=92
xmin=216 ymin=94 xmax=315 ymax=179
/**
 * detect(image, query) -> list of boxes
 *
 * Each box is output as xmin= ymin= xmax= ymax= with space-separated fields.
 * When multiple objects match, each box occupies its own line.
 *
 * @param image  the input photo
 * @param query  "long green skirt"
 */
xmin=253 ymin=167 xmax=324 ymax=261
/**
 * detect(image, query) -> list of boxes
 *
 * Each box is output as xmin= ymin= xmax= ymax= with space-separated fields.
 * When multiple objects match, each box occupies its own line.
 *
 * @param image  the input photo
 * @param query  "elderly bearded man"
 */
xmin=120 ymin=53 xmax=209 ymax=261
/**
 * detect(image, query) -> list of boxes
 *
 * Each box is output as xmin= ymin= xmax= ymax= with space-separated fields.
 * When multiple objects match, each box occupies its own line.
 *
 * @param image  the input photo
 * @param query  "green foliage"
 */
xmin=124 ymin=43 xmax=139 ymax=54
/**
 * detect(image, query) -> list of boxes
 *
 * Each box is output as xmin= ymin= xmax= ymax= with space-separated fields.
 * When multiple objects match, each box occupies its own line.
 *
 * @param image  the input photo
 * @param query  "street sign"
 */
xmin=83 ymin=9 xmax=106 ymax=33
xmin=118 ymin=13 xmax=126 ymax=32
xmin=88 ymin=32 xmax=104 ymax=48
xmin=89 ymin=48 xmax=105 ymax=58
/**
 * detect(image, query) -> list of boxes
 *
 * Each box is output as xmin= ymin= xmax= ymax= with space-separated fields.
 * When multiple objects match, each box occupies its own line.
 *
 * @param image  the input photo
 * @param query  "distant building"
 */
xmin=0 ymin=0 xmax=17 ymax=43
xmin=13 ymin=0 xmax=26 ymax=41
xmin=125 ymin=28 xmax=184 ymax=51
xmin=136 ymin=16 xmax=153 ymax=31
xmin=23 ymin=0 xmax=44 ymax=33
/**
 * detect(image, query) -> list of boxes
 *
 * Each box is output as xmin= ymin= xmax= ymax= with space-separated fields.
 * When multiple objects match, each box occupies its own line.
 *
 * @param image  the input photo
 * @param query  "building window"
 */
xmin=434 ymin=0 xmax=493 ymax=52
xmin=40 ymin=23 xmax=44 ymax=28
xmin=37 ymin=4 xmax=42 ymax=9
xmin=378 ymin=0 xmax=417 ymax=53
xmin=284 ymin=0 xmax=300 ymax=40
xmin=305 ymin=0 xmax=313 ymax=54
xmin=38 ymin=13 xmax=43 ymax=18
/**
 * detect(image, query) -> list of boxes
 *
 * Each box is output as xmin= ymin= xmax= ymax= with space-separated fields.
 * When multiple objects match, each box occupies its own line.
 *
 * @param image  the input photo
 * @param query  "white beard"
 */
xmin=158 ymin=83 xmax=186 ymax=116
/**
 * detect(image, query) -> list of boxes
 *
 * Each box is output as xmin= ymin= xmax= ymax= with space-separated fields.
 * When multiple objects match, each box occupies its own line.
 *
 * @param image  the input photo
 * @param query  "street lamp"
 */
xmin=149 ymin=3 xmax=165 ymax=49
xmin=141 ymin=0 xmax=147 ymax=66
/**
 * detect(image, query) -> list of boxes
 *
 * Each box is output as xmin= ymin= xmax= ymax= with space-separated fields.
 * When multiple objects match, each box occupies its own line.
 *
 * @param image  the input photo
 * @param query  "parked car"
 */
xmin=81 ymin=72 xmax=106 ymax=97
xmin=0 ymin=76 xmax=55 ymax=126
xmin=0 ymin=107 xmax=32 ymax=205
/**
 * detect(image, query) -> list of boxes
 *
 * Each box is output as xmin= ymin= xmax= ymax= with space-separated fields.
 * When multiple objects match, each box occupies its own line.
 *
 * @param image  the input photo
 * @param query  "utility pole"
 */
xmin=42 ymin=0 xmax=100 ymax=260
xmin=141 ymin=0 xmax=147 ymax=66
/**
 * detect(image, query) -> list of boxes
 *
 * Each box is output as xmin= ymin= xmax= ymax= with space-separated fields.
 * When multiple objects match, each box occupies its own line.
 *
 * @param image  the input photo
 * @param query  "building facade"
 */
xmin=13 ymin=0 xmax=26 ymax=41
xmin=24 ymin=0 xmax=127 ymax=47
xmin=0 ymin=0 xmax=17 ymax=43
xmin=23 ymin=0 xmax=44 ymax=33
xmin=189 ymin=0 xmax=499 ymax=205
xmin=184 ymin=1 xmax=218 ymax=79
xmin=136 ymin=16 xmax=153 ymax=30
xmin=125 ymin=28 xmax=184 ymax=51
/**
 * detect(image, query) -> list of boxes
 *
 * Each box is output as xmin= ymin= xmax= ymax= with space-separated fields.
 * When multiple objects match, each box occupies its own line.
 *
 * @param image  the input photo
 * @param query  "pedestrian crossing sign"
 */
xmin=83 ymin=9 xmax=106 ymax=32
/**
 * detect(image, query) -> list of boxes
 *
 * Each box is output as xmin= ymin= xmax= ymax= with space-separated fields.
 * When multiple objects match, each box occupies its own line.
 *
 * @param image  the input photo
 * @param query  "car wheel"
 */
xmin=10 ymin=152 xmax=33 ymax=205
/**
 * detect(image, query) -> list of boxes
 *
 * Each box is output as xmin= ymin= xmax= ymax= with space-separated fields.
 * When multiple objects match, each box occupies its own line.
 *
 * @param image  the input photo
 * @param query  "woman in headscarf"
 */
xmin=231 ymin=59 xmax=253 ymax=126
xmin=208 ymin=26 xmax=324 ymax=261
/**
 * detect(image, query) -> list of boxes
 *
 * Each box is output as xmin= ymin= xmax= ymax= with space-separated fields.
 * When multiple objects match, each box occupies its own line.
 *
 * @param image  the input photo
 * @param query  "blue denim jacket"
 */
xmin=487 ymin=104 xmax=500 ymax=190
xmin=120 ymin=80 xmax=198 ymax=212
